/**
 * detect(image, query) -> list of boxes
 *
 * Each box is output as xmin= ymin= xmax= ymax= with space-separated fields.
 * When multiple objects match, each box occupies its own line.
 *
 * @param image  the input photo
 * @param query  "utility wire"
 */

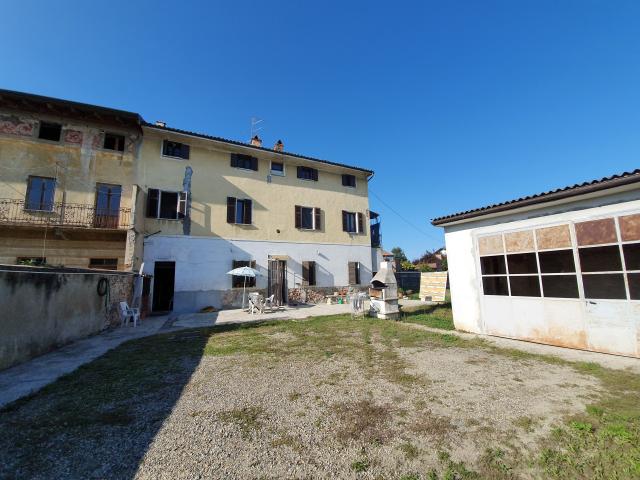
xmin=369 ymin=188 xmax=443 ymax=244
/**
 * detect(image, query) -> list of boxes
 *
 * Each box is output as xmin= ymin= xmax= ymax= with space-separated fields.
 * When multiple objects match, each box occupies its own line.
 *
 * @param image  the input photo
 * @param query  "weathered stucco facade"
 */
xmin=0 ymin=90 xmax=142 ymax=270
xmin=435 ymin=175 xmax=640 ymax=358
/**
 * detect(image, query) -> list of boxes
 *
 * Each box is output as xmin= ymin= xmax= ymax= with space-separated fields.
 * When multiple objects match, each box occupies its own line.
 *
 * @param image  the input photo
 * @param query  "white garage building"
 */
xmin=432 ymin=169 xmax=640 ymax=358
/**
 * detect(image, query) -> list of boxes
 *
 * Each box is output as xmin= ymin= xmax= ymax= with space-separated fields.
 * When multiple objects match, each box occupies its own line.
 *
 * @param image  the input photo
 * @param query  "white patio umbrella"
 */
xmin=226 ymin=266 xmax=261 ymax=309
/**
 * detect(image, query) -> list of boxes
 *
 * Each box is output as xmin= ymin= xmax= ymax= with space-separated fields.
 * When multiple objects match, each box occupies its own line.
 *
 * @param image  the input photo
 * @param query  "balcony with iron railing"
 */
xmin=0 ymin=199 xmax=131 ymax=230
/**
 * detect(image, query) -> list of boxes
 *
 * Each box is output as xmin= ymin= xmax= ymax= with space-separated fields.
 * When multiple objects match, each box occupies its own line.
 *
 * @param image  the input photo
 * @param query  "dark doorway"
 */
xmin=268 ymin=259 xmax=287 ymax=306
xmin=152 ymin=261 xmax=175 ymax=312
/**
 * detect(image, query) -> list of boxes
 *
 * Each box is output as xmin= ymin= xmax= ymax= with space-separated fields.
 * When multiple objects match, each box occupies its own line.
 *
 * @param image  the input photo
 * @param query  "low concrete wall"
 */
xmin=0 ymin=265 xmax=134 ymax=370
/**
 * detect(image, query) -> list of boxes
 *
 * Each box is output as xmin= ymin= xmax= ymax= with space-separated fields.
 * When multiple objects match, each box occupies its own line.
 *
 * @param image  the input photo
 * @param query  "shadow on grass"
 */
xmin=0 ymin=322 xmax=269 ymax=479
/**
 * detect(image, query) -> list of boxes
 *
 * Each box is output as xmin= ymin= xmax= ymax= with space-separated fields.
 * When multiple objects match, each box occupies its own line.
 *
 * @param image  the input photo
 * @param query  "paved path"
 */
xmin=171 ymin=299 xmax=437 ymax=329
xmin=0 ymin=316 xmax=169 ymax=408
xmin=171 ymin=302 xmax=359 ymax=329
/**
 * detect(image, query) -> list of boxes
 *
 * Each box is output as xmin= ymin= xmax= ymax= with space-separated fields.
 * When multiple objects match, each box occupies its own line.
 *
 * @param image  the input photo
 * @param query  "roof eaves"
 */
xmin=431 ymin=169 xmax=640 ymax=226
xmin=0 ymin=88 xmax=142 ymax=125
xmin=142 ymin=122 xmax=374 ymax=175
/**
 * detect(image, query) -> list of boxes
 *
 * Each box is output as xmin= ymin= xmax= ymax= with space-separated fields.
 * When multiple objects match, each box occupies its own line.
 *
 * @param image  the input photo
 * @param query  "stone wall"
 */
xmin=105 ymin=272 xmax=135 ymax=327
xmin=288 ymin=285 xmax=366 ymax=304
xmin=221 ymin=287 xmax=267 ymax=309
xmin=0 ymin=265 xmax=134 ymax=370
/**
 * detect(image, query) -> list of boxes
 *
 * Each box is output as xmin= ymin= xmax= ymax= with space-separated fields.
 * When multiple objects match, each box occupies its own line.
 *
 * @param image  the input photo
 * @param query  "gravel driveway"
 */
xmin=0 ymin=314 xmax=628 ymax=479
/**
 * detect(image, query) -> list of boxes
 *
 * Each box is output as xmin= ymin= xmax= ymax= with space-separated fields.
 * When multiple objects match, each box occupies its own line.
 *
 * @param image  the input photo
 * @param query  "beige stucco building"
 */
xmin=138 ymin=123 xmax=376 ymax=312
xmin=0 ymin=90 xmax=142 ymax=270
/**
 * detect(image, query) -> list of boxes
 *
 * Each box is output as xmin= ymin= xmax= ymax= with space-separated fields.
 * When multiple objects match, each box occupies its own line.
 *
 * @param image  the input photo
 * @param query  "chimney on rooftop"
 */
xmin=250 ymin=135 xmax=262 ymax=147
xmin=274 ymin=139 xmax=284 ymax=152
xmin=155 ymin=120 xmax=166 ymax=127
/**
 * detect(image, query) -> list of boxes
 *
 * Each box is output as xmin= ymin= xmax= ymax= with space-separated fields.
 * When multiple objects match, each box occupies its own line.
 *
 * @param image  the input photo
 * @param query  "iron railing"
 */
xmin=0 ymin=198 xmax=131 ymax=229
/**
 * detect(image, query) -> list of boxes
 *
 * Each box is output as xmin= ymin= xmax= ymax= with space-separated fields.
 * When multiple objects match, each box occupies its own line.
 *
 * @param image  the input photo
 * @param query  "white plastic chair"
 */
xmin=264 ymin=294 xmax=276 ymax=312
xmin=119 ymin=301 xmax=140 ymax=327
xmin=248 ymin=294 xmax=264 ymax=314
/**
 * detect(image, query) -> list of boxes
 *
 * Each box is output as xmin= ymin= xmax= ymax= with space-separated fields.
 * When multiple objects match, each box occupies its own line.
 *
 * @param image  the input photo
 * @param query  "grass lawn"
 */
xmin=0 ymin=312 xmax=638 ymax=479
xmin=400 ymin=302 xmax=455 ymax=330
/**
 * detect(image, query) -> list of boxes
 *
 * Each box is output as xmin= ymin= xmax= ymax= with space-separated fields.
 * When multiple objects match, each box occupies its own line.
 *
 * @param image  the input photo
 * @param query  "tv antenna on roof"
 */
xmin=250 ymin=117 xmax=263 ymax=138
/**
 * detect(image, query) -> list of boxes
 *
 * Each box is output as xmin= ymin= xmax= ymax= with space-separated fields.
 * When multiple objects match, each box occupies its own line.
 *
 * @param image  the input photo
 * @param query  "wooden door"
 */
xmin=268 ymin=259 xmax=287 ymax=305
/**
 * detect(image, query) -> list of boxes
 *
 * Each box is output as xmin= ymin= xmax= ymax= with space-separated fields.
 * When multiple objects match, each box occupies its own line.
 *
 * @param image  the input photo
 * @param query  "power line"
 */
xmin=369 ymin=188 xmax=443 ymax=244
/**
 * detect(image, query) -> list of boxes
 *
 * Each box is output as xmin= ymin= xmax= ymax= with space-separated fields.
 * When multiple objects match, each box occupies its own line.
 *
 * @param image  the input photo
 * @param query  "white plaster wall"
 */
xmin=143 ymin=236 xmax=373 ymax=312
xmin=443 ymin=227 xmax=483 ymax=333
xmin=371 ymin=247 xmax=383 ymax=273
xmin=443 ymin=189 xmax=640 ymax=357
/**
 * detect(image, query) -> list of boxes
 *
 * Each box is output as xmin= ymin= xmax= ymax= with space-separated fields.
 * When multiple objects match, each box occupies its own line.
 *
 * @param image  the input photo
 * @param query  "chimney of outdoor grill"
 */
xmin=368 ymin=260 xmax=399 ymax=320
xmin=250 ymin=135 xmax=262 ymax=147
xmin=274 ymin=139 xmax=284 ymax=152
xmin=370 ymin=260 xmax=397 ymax=287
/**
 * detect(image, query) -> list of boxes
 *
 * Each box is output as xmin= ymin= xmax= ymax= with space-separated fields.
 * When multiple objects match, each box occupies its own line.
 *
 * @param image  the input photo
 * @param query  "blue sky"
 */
xmin=2 ymin=1 xmax=639 ymax=259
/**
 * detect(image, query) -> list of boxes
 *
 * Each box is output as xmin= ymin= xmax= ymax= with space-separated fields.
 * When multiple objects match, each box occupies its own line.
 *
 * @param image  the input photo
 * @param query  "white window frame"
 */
xmin=344 ymin=210 xmax=360 ymax=233
xmin=270 ymin=160 xmax=286 ymax=176
xmin=235 ymin=198 xmax=252 ymax=225
xmin=149 ymin=189 xmax=188 ymax=220
xmin=299 ymin=206 xmax=317 ymax=230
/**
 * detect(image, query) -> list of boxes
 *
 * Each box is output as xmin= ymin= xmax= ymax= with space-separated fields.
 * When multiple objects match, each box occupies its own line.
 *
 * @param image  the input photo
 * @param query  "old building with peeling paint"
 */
xmin=433 ymin=169 xmax=640 ymax=358
xmin=0 ymin=90 xmax=143 ymax=270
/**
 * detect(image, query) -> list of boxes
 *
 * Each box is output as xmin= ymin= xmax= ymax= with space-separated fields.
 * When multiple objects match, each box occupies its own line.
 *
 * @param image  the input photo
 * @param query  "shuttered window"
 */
xmin=232 ymin=260 xmax=256 ymax=287
xmin=295 ymin=205 xmax=322 ymax=230
xmin=348 ymin=261 xmax=361 ymax=285
xmin=146 ymin=188 xmax=188 ymax=219
xmin=342 ymin=174 xmax=356 ymax=187
xmin=230 ymin=153 xmax=258 ymax=171
xmin=302 ymin=261 xmax=316 ymax=286
xmin=227 ymin=197 xmax=253 ymax=224
xmin=162 ymin=140 xmax=190 ymax=159
xmin=297 ymin=166 xmax=318 ymax=181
